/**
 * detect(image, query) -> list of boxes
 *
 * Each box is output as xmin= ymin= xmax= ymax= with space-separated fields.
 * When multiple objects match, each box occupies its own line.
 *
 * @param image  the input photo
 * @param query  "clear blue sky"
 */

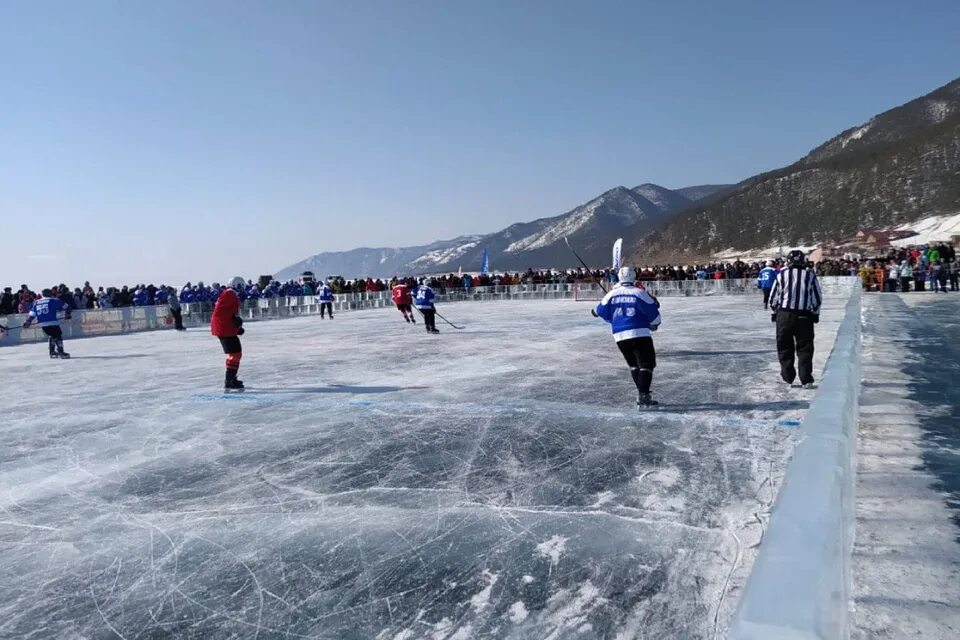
xmin=2 ymin=0 xmax=958 ymax=286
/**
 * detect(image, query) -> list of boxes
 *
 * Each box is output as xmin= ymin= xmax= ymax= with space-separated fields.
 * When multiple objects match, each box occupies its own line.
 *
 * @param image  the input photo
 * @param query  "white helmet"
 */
xmin=766 ymin=260 xmax=774 ymax=267
xmin=618 ymin=266 xmax=636 ymax=283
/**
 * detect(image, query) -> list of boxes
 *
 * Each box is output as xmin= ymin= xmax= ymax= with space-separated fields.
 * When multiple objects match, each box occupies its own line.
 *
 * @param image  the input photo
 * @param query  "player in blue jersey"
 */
xmin=21 ymin=289 xmax=73 ymax=358
xmin=757 ymin=260 xmax=777 ymax=309
xmin=414 ymin=279 xmax=439 ymax=334
xmin=315 ymin=281 xmax=335 ymax=319
xmin=594 ymin=267 xmax=662 ymax=408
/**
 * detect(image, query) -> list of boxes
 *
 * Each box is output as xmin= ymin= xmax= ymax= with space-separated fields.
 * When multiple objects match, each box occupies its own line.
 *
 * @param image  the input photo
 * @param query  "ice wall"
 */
xmin=730 ymin=285 xmax=862 ymax=640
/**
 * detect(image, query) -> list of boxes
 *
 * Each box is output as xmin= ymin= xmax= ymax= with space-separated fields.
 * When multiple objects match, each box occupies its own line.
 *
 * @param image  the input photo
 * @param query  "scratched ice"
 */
xmin=0 ymin=295 xmax=845 ymax=639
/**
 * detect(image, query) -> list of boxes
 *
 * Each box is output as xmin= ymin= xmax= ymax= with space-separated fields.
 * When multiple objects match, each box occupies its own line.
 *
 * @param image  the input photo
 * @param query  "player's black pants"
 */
xmin=616 ymin=336 xmax=656 ymax=393
xmin=171 ymin=307 xmax=184 ymax=330
xmin=320 ymin=302 xmax=333 ymax=318
xmin=42 ymin=326 xmax=64 ymax=355
xmin=420 ymin=308 xmax=437 ymax=332
xmin=761 ymin=287 xmax=772 ymax=309
xmin=775 ymin=310 xmax=815 ymax=385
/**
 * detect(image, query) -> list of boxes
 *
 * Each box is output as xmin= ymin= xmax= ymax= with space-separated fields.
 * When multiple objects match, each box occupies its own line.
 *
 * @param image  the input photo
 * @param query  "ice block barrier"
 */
xmin=730 ymin=286 xmax=862 ymax=640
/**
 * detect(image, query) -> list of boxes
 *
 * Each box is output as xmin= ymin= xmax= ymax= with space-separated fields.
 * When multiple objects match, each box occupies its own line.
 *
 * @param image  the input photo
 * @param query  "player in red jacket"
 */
xmin=391 ymin=282 xmax=415 ymax=323
xmin=211 ymin=287 xmax=245 ymax=391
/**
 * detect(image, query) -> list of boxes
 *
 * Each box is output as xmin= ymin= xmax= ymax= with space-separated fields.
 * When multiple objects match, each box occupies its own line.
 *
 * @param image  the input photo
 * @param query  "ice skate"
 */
xmin=637 ymin=392 xmax=659 ymax=408
xmin=224 ymin=370 xmax=245 ymax=392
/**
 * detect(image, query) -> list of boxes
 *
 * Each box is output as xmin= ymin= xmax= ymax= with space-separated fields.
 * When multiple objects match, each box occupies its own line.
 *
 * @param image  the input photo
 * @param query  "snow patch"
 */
xmin=430 ymin=618 xmax=454 ymax=640
xmin=890 ymin=212 xmax=960 ymax=247
xmin=447 ymin=624 xmax=473 ymax=640
xmin=409 ymin=241 xmax=480 ymax=268
xmin=924 ymin=99 xmax=951 ymax=123
xmin=508 ymin=600 xmax=529 ymax=623
xmin=535 ymin=535 xmax=568 ymax=566
xmin=521 ymin=575 xmax=536 ymax=584
xmin=841 ymin=123 xmax=872 ymax=148
xmin=469 ymin=569 xmax=499 ymax=611
xmin=505 ymin=192 xmax=648 ymax=253
xmin=541 ymin=581 xmax=606 ymax=639
xmin=592 ymin=490 xmax=615 ymax=507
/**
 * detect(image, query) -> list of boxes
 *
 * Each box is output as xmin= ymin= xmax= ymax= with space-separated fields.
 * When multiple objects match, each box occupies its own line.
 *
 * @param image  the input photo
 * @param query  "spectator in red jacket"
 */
xmin=211 ymin=288 xmax=245 ymax=391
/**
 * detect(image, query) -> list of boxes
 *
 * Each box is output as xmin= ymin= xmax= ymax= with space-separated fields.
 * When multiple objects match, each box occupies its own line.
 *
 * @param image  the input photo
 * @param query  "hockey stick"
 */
xmin=564 ymin=236 xmax=608 ymax=294
xmin=434 ymin=309 xmax=465 ymax=330
xmin=0 ymin=323 xmax=22 ymax=333
xmin=415 ymin=306 xmax=464 ymax=330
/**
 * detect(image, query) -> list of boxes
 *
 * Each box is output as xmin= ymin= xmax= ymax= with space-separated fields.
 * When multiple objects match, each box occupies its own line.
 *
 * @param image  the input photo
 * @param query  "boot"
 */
xmin=637 ymin=392 xmax=659 ymax=408
xmin=224 ymin=369 xmax=245 ymax=392
xmin=56 ymin=339 xmax=70 ymax=359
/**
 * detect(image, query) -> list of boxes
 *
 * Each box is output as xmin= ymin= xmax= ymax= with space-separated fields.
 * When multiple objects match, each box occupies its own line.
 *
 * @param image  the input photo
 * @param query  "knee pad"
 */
xmin=225 ymin=352 xmax=242 ymax=370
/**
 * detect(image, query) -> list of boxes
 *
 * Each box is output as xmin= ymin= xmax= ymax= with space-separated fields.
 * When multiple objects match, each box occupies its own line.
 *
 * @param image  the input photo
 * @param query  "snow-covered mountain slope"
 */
xmin=275 ymin=236 xmax=482 ymax=280
xmin=632 ymin=183 xmax=693 ymax=214
xmin=674 ymin=184 xmax=734 ymax=202
xmin=633 ymin=76 xmax=960 ymax=264
xmin=277 ymin=183 xmax=714 ymax=278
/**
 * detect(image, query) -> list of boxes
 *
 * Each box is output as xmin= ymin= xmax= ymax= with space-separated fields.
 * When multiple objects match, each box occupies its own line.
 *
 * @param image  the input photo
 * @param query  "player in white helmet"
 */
xmin=593 ymin=266 xmax=663 ymax=408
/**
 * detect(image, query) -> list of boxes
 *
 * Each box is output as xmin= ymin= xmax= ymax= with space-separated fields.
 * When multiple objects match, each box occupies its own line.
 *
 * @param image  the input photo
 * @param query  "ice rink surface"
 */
xmin=0 ymin=295 xmax=846 ymax=639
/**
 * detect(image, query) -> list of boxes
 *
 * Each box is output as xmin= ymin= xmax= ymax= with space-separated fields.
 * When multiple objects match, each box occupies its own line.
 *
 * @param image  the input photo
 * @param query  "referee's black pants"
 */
xmin=775 ymin=310 xmax=815 ymax=385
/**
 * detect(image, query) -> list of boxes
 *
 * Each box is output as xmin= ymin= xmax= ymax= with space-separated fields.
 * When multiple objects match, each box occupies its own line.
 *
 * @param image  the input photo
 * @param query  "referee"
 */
xmin=769 ymin=249 xmax=822 ymax=387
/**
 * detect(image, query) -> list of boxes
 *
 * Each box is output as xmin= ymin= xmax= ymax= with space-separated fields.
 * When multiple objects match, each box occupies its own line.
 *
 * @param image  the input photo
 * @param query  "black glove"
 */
xmin=237 ymin=327 xmax=245 ymax=335
xmin=771 ymin=312 xmax=777 ymax=323
xmin=590 ymin=309 xmax=598 ymax=317
xmin=65 ymin=312 xmax=72 ymax=320
xmin=233 ymin=316 xmax=244 ymax=327
xmin=812 ymin=314 xmax=820 ymax=324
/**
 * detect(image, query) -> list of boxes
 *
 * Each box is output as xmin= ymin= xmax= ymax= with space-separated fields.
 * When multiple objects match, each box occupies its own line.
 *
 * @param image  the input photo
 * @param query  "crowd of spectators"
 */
xmin=856 ymin=242 xmax=959 ymax=292
xmin=3 ymin=242 xmax=956 ymax=318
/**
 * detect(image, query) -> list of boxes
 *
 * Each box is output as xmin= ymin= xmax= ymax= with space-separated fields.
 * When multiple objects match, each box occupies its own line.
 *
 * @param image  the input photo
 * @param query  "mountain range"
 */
xmin=278 ymin=75 xmax=960 ymax=278
xmin=276 ymin=184 xmax=728 ymax=279
xmin=631 ymin=76 xmax=960 ymax=263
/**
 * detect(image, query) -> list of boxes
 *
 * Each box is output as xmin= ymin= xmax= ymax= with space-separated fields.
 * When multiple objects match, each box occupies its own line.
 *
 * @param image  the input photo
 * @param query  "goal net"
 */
xmin=573 ymin=280 xmax=605 ymax=302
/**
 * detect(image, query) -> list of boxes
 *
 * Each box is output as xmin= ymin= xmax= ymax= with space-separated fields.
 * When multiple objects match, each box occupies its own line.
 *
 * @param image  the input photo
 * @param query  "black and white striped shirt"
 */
xmin=769 ymin=267 xmax=822 ymax=313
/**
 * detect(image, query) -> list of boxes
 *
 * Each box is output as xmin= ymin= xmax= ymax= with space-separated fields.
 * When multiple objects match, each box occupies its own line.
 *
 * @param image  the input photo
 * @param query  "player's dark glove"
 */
xmin=812 ymin=314 xmax=820 ymax=324
xmin=233 ymin=316 xmax=244 ymax=327
xmin=771 ymin=312 xmax=777 ymax=323
xmin=65 ymin=311 xmax=72 ymax=320
xmin=590 ymin=309 xmax=598 ymax=317
xmin=237 ymin=327 xmax=245 ymax=335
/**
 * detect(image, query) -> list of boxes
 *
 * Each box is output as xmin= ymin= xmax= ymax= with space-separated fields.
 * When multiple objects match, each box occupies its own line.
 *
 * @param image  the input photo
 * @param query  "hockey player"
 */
xmin=594 ymin=267 xmax=662 ymax=408
xmin=315 ymin=281 xmax=335 ymax=319
xmin=757 ymin=260 xmax=777 ymax=309
xmin=211 ymin=287 xmax=246 ymax=391
xmin=414 ymin=280 xmax=439 ymax=334
xmin=21 ymin=288 xmax=72 ymax=358
xmin=167 ymin=286 xmax=185 ymax=330
xmin=392 ymin=281 xmax=416 ymax=323
xmin=769 ymin=249 xmax=822 ymax=388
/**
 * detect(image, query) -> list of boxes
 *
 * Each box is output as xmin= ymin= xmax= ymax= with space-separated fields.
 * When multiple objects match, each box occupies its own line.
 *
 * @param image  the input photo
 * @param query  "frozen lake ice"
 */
xmin=0 ymin=295 xmax=846 ymax=639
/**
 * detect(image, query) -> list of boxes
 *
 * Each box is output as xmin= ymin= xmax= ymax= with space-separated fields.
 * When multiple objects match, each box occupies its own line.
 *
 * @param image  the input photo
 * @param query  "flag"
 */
xmin=481 ymin=248 xmax=490 ymax=275
xmin=612 ymin=238 xmax=623 ymax=271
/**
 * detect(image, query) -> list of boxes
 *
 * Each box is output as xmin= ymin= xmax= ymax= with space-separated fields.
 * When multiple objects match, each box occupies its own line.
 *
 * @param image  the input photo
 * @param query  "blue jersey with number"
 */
xmin=414 ymin=286 xmax=435 ymax=309
xmin=595 ymin=284 xmax=661 ymax=341
xmin=28 ymin=297 xmax=70 ymax=327
xmin=757 ymin=267 xmax=777 ymax=289
xmin=316 ymin=285 xmax=334 ymax=302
